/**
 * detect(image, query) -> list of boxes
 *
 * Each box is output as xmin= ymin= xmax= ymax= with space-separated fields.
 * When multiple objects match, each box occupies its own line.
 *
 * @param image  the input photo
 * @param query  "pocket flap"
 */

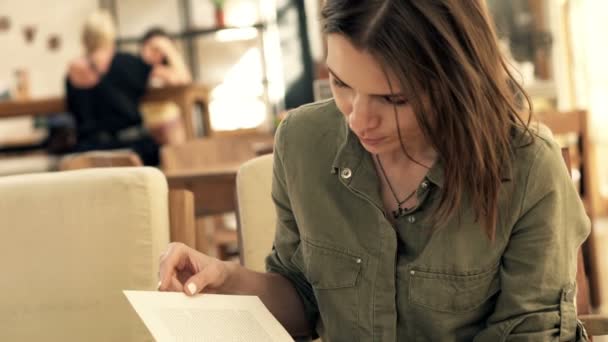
xmin=292 ymin=239 xmax=363 ymax=290
xmin=409 ymin=266 xmax=499 ymax=313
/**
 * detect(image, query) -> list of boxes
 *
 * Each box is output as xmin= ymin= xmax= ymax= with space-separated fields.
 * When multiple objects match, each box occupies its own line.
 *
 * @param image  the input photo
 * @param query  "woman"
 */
xmin=139 ymin=27 xmax=192 ymax=86
xmin=138 ymin=27 xmax=191 ymax=145
xmin=159 ymin=1 xmax=590 ymax=340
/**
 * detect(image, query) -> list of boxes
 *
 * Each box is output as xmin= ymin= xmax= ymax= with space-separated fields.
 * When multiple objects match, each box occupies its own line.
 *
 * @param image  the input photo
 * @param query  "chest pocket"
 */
xmin=291 ymin=239 xmax=364 ymax=341
xmin=291 ymin=238 xmax=363 ymax=289
xmin=409 ymin=265 xmax=500 ymax=313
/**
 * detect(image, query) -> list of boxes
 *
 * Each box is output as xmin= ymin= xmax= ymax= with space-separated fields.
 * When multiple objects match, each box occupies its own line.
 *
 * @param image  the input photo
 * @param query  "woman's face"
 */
xmin=141 ymin=37 xmax=165 ymax=65
xmin=327 ymin=34 xmax=421 ymax=156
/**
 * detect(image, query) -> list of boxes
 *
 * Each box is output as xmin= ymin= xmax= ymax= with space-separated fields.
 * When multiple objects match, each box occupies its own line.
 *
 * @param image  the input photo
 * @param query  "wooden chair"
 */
xmin=141 ymin=84 xmax=211 ymax=139
xmin=562 ymin=148 xmax=608 ymax=337
xmin=58 ymin=150 xmax=144 ymax=170
xmin=539 ymin=110 xmax=602 ymax=308
xmin=161 ymin=132 xmax=274 ymax=259
xmin=57 ymin=150 xmax=196 ymax=248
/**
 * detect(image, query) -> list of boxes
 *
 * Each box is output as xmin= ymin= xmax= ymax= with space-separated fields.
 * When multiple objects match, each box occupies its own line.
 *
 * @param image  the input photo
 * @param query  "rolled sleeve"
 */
xmin=265 ymin=115 xmax=320 ymax=333
xmin=474 ymin=142 xmax=590 ymax=341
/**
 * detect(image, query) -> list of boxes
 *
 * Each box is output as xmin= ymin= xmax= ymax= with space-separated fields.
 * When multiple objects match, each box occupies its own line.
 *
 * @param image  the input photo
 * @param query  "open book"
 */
xmin=124 ymin=291 xmax=294 ymax=342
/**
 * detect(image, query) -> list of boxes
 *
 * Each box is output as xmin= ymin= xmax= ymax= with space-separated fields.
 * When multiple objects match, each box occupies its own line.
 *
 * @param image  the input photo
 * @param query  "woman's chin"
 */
xmin=360 ymin=141 xmax=389 ymax=154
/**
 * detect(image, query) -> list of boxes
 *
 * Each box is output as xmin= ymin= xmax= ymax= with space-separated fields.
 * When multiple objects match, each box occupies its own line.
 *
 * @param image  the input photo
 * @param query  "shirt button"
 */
xmin=341 ymin=168 xmax=352 ymax=179
xmin=407 ymin=215 xmax=416 ymax=223
xmin=421 ymin=181 xmax=429 ymax=189
xmin=410 ymin=270 xmax=416 ymax=275
xmin=355 ymin=258 xmax=362 ymax=264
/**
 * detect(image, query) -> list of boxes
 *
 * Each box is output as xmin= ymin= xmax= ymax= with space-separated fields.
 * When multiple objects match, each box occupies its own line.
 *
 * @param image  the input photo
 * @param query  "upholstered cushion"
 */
xmin=0 ymin=154 xmax=59 ymax=176
xmin=236 ymin=154 xmax=275 ymax=272
xmin=0 ymin=167 xmax=169 ymax=341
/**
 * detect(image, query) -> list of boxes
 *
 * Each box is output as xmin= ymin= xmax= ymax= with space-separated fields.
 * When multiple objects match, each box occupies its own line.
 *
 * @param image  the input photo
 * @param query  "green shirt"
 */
xmin=266 ymin=99 xmax=590 ymax=341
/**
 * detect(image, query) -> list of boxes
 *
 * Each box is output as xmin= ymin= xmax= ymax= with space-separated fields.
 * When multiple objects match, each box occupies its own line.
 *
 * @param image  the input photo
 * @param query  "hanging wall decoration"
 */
xmin=23 ymin=25 xmax=37 ymax=43
xmin=48 ymin=34 xmax=61 ymax=51
xmin=0 ymin=16 xmax=10 ymax=32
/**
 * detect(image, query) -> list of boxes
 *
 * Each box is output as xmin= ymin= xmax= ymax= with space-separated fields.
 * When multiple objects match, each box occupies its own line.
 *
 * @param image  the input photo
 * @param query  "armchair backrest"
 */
xmin=0 ymin=167 xmax=170 ymax=341
xmin=235 ymin=154 xmax=275 ymax=272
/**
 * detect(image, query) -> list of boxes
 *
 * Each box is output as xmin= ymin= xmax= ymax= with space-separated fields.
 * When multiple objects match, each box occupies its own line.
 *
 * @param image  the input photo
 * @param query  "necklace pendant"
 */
xmin=392 ymin=207 xmax=404 ymax=219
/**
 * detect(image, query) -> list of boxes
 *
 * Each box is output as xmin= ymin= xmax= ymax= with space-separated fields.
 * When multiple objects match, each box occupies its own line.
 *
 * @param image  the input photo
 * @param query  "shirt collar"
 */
xmin=331 ymin=116 xmax=447 ymax=189
xmin=424 ymin=155 xmax=513 ymax=189
xmin=331 ymin=111 xmax=511 ymax=190
xmin=426 ymin=159 xmax=445 ymax=188
xmin=331 ymin=116 xmax=363 ymax=177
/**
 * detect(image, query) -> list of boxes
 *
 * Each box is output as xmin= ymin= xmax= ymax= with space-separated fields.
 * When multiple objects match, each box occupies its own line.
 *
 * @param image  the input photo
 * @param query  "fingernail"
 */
xmin=157 ymin=281 xmax=162 ymax=290
xmin=187 ymin=283 xmax=197 ymax=295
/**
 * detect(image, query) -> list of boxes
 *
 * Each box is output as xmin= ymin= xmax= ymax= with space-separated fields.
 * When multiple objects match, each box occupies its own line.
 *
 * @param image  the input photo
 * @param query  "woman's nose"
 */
xmin=348 ymin=96 xmax=380 ymax=134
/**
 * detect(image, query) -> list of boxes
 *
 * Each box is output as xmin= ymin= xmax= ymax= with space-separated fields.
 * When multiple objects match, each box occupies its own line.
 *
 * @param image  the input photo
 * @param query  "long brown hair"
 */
xmin=322 ymin=0 xmax=532 ymax=239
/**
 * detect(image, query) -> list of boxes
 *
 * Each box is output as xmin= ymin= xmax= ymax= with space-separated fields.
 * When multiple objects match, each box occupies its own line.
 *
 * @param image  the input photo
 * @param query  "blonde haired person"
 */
xmin=65 ymin=10 xmax=161 ymax=165
xmin=68 ymin=10 xmax=116 ymax=88
xmin=81 ymin=10 xmax=115 ymax=55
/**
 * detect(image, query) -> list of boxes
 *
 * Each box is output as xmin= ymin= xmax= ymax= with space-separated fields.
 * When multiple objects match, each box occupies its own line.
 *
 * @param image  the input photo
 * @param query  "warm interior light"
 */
xmin=214 ymin=28 xmax=258 ymax=42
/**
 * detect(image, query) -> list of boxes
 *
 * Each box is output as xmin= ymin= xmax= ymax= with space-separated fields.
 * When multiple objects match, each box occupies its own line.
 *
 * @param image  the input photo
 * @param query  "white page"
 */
xmin=124 ymin=290 xmax=294 ymax=342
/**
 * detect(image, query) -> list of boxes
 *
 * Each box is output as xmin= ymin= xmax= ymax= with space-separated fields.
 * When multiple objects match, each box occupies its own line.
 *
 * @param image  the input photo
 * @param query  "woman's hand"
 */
xmin=158 ymin=242 xmax=231 ymax=296
xmin=68 ymin=58 xmax=100 ymax=88
xmin=145 ymin=36 xmax=192 ymax=84
xmin=147 ymin=36 xmax=175 ymax=58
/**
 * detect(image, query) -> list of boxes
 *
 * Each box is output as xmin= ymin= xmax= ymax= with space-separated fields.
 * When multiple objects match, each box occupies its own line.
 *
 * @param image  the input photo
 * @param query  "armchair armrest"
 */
xmin=580 ymin=314 xmax=608 ymax=336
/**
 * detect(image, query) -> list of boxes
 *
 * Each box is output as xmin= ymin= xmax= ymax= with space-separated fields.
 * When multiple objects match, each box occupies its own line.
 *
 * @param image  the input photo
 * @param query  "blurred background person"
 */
xmin=65 ymin=11 xmax=191 ymax=165
xmin=140 ymin=27 xmax=192 ymax=86
xmin=138 ymin=27 xmax=192 ymax=146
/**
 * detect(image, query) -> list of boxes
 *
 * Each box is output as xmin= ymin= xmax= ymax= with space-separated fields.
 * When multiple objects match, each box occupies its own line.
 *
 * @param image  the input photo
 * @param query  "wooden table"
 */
xmin=0 ymin=84 xmax=211 ymax=139
xmin=164 ymin=162 xmax=243 ymax=251
xmin=165 ymin=162 xmax=242 ymax=215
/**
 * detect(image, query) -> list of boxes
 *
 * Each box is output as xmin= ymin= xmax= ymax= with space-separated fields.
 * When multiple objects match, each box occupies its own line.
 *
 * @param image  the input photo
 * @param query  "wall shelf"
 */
xmin=116 ymin=23 xmax=267 ymax=45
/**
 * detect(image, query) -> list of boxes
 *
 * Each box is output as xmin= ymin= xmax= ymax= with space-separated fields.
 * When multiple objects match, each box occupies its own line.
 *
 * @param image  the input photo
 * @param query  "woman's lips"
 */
xmin=359 ymin=136 xmax=386 ymax=146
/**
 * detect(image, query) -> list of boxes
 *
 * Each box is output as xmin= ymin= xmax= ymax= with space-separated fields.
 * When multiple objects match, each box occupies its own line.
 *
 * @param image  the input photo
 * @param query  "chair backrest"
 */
xmin=540 ymin=110 xmax=602 ymax=308
xmin=57 ymin=150 xmax=196 ymax=249
xmin=562 ymin=148 xmax=592 ymax=316
xmin=538 ymin=110 xmax=599 ymax=215
xmin=161 ymin=133 xmax=274 ymax=172
xmin=58 ymin=150 xmax=143 ymax=171
xmin=235 ymin=154 xmax=276 ymax=272
xmin=0 ymin=167 xmax=170 ymax=341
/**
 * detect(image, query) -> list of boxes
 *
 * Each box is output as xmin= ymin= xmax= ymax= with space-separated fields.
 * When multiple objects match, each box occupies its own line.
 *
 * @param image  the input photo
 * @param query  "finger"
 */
xmin=184 ymin=265 xmax=219 ymax=296
xmin=159 ymin=274 xmax=184 ymax=292
xmin=158 ymin=243 xmax=184 ymax=290
xmin=184 ymin=273 xmax=206 ymax=296
xmin=170 ymin=275 xmax=184 ymax=292
xmin=158 ymin=243 xmax=176 ymax=262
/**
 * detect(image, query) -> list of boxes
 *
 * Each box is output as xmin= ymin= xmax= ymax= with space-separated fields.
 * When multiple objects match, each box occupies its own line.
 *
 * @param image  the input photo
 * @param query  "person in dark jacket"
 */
xmin=65 ymin=11 xmax=183 ymax=165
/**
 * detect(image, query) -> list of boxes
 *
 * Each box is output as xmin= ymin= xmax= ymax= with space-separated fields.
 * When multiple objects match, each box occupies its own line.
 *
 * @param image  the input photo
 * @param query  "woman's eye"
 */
xmin=332 ymin=78 xmax=347 ymax=88
xmin=382 ymin=96 xmax=408 ymax=106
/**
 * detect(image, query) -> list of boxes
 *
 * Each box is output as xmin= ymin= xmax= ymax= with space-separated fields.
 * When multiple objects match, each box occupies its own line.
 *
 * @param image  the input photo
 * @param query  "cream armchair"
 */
xmin=236 ymin=155 xmax=319 ymax=342
xmin=236 ymin=154 xmax=276 ymax=272
xmin=0 ymin=167 xmax=170 ymax=341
